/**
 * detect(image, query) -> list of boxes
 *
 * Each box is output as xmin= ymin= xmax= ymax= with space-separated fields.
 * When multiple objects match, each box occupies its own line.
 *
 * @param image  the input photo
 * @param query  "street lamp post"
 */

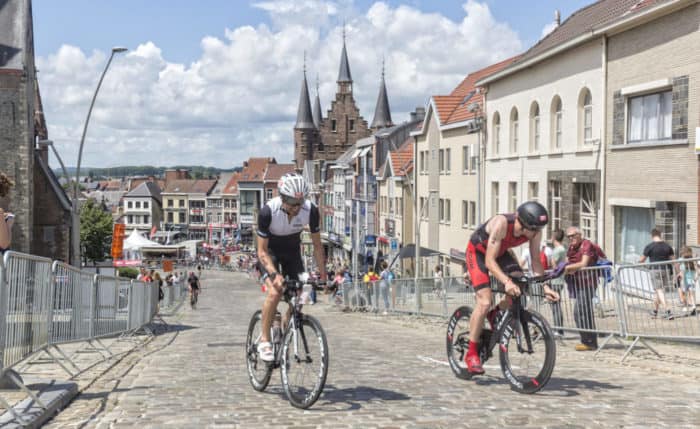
xmin=71 ymin=46 xmax=127 ymax=266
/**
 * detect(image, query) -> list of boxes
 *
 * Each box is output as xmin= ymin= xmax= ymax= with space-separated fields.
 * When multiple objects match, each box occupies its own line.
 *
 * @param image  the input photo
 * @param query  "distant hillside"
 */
xmin=55 ymin=165 xmax=242 ymax=179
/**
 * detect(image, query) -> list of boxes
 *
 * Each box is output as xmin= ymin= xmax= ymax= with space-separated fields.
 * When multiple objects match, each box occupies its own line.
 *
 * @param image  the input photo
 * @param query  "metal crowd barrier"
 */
xmin=0 ymin=250 xmax=176 ymax=423
xmin=335 ymin=258 xmax=699 ymax=361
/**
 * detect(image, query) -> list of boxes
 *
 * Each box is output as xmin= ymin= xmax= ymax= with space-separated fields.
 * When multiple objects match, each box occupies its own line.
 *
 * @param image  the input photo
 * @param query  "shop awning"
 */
xmin=397 ymin=244 xmax=441 ymax=259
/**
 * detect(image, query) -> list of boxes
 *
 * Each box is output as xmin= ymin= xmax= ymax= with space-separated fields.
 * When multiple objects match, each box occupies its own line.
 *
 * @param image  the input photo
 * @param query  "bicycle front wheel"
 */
xmin=281 ymin=315 xmax=329 ymax=409
xmin=497 ymin=309 xmax=556 ymax=394
xmin=446 ymin=306 xmax=474 ymax=380
xmin=246 ymin=310 xmax=272 ymax=391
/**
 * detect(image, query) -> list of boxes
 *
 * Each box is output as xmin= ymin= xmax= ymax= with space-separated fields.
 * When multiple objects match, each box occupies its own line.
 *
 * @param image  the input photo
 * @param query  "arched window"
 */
xmin=510 ymin=107 xmax=518 ymax=154
xmin=529 ymin=102 xmax=540 ymax=152
xmin=550 ymin=96 xmax=562 ymax=149
xmin=579 ymin=88 xmax=593 ymax=146
xmin=492 ymin=112 xmax=501 ymax=156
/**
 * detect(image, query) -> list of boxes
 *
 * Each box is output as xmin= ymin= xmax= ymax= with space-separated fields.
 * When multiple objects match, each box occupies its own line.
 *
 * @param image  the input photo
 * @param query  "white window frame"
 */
xmin=445 ymin=148 xmax=451 ymax=174
xmin=550 ymin=181 xmax=562 ymax=232
xmin=510 ymin=108 xmax=519 ymax=154
xmin=463 ymin=145 xmax=469 ymax=174
xmin=626 ymin=90 xmax=672 ymax=144
xmin=583 ymin=91 xmax=593 ymax=144
xmin=492 ymin=182 xmax=499 ymax=215
xmin=528 ymin=181 xmax=539 ymax=202
xmin=508 ymin=182 xmax=517 ymax=212
xmin=462 ymin=200 xmax=468 ymax=227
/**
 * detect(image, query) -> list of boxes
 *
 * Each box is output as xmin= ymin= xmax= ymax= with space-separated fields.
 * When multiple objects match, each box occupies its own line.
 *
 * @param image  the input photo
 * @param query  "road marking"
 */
xmin=417 ymin=355 xmax=518 ymax=370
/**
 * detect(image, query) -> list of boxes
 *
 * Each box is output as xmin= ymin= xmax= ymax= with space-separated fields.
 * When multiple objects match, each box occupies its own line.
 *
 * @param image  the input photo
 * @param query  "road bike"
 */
xmin=246 ymin=275 xmax=329 ymax=409
xmin=446 ymin=267 xmax=563 ymax=393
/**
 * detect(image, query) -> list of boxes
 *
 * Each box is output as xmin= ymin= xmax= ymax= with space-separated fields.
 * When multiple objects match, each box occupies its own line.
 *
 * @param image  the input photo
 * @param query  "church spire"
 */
xmin=295 ymin=53 xmax=316 ymax=130
xmin=371 ymin=59 xmax=393 ymax=129
xmin=312 ymin=75 xmax=322 ymax=128
xmin=337 ymin=25 xmax=353 ymax=94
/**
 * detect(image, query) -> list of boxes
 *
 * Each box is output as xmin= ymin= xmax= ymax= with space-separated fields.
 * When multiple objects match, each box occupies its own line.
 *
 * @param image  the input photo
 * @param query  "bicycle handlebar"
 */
xmin=507 ymin=261 xmax=567 ymax=285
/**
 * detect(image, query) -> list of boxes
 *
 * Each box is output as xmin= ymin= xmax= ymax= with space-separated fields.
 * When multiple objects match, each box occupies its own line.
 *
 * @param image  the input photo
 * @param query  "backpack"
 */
xmin=590 ymin=242 xmax=614 ymax=283
xmin=539 ymin=249 xmax=549 ymax=270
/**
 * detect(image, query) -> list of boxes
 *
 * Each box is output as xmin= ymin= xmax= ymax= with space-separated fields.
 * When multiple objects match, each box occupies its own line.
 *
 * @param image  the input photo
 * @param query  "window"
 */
xmin=469 ymin=201 xmax=476 ymax=227
xmin=508 ymin=182 xmax=517 ymax=212
xmin=530 ymin=102 xmax=540 ymax=152
xmin=349 ymin=119 xmax=355 ymax=132
xmin=144 ymin=215 xmax=150 ymax=224
xmin=492 ymin=113 xmax=501 ymax=156
xmin=167 ymin=212 xmax=173 ymax=223
xmin=549 ymin=181 xmax=561 ymax=233
xmin=445 ymin=199 xmax=451 ymax=223
xmin=491 ymin=182 xmax=499 ymax=215
xmin=439 ymin=149 xmax=445 ymax=173
xmin=127 ymin=201 xmax=133 ymax=209
xmin=463 ymin=146 xmax=469 ymax=173
xmin=419 ymin=151 xmax=425 ymax=173
xmin=389 ymin=197 xmax=394 ymax=214
xmin=614 ymin=206 xmax=654 ymax=262
xmin=266 ymin=189 xmax=273 ymax=201
xmin=581 ymin=89 xmax=593 ymax=144
xmin=445 ymin=148 xmax=451 ymax=173
xmin=167 ymin=199 xmax=173 ymax=208
xmin=127 ymin=215 xmax=133 ymax=224
xmin=551 ymin=96 xmax=562 ymax=149
xmin=331 ymin=119 xmax=337 ymax=132
xmin=439 ymin=198 xmax=450 ymax=223
xmin=528 ymin=182 xmax=539 ymax=201
xmin=510 ymin=108 xmax=518 ymax=154
xmin=579 ymin=183 xmax=597 ymax=240
xmin=462 ymin=201 xmax=468 ymax=227
xmin=144 ymin=201 xmax=149 ymax=210
xmin=470 ymin=145 xmax=478 ymax=174
xmin=420 ymin=197 xmax=427 ymax=219
xmin=627 ymin=90 xmax=672 ymax=143
xmin=135 ymin=201 xmax=141 ymax=209
xmin=179 ymin=199 xmax=185 ymax=208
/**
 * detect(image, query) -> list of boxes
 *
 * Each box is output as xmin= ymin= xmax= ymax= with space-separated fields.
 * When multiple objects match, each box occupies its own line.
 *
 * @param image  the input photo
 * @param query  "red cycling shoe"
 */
xmin=465 ymin=354 xmax=485 ymax=375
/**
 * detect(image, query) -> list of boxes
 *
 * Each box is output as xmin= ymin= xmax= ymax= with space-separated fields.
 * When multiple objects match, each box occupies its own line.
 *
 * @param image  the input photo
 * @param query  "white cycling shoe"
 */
xmin=257 ymin=341 xmax=274 ymax=362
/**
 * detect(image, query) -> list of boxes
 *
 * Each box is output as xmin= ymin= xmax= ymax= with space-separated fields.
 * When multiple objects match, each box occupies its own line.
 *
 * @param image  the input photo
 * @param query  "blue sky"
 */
xmin=32 ymin=0 xmax=595 ymax=168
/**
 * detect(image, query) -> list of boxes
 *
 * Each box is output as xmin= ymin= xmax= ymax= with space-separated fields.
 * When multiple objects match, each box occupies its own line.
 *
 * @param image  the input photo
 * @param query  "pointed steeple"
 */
xmin=312 ymin=75 xmax=322 ymax=128
xmin=371 ymin=59 xmax=393 ymax=129
xmin=337 ymin=25 xmax=353 ymax=94
xmin=295 ymin=53 xmax=316 ymax=130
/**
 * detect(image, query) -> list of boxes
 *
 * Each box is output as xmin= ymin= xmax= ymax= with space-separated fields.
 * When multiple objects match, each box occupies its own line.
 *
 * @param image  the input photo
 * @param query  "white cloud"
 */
xmin=37 ymin=0 xmax=522 ymax=168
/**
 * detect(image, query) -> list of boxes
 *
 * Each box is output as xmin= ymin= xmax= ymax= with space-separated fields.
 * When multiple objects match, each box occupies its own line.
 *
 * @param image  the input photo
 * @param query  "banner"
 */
xmin=111 ymin=223 xmax=125 ymax=260
xmin=163 ymin=260 xmax=174 ymax=272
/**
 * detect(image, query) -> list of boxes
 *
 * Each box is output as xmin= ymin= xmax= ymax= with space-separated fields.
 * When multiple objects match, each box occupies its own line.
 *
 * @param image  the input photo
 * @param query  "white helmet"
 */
xmin=278 ymin=173 xmax=310 ymax=201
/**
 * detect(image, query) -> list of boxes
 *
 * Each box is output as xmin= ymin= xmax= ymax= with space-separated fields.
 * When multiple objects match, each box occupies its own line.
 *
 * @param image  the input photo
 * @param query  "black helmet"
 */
xmin=516 ymin=201 xmax=549 ymax=230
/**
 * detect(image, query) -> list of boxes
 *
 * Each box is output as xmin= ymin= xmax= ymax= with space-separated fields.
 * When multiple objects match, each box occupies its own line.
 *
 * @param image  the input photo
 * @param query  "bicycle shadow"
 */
xmin=314 ymin=384 xmax=411 ymax=411
xmin=470 ymin=375 xmax=622 ymax=397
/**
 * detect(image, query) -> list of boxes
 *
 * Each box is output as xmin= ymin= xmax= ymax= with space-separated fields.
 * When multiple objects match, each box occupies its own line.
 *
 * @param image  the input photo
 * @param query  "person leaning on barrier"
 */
xmin=639 ymin=228 xmax=675 ymax=319
xmin=549 ymin=229 xmax=567 ymax=337
xmin=563 ymin=227 xmax=601 ymax=351
xmin=0 ymin=173 xmax=16 ymax=252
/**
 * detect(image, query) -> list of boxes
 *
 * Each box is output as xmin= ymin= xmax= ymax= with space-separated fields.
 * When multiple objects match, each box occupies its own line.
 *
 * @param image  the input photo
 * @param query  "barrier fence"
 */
xmin=0 ymin=250 xmax=186 ymax=423
xmin=333 ymin=258 xmax=700 ymax=360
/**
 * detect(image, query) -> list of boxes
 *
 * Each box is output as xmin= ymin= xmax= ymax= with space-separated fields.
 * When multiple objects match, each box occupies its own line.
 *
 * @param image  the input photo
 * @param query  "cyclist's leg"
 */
xmin=278 ymin=255 xmax=303 ymax=328
xmin=260 ymin=256 xmax=283 ymax=344
xmin=466 ymin=245 xmax=492 ymax=345
xmin=494 ymin=251 xmax=522 ymax=310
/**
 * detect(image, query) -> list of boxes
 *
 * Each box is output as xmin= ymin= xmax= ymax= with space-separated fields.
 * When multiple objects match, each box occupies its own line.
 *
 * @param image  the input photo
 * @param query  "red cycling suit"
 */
xmin=465 ymin=213 xmax=528 ymax=291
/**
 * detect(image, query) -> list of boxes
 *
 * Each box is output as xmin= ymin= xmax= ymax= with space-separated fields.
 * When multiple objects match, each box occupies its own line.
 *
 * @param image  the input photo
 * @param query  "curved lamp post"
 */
xmin=71 ymin=46 xmax=127 ymax=266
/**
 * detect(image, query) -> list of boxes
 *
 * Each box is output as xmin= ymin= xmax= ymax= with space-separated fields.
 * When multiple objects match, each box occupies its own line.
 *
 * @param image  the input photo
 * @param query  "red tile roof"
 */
xmin=163 ymin=179 xmax=216 ymax=194
xmin=223 ymin=172 xmax=240 ymax=194
xmin=240 ymin=157 xmax=275 ymax=182
xmin=389 ymin=140 xmax=414 ymax=177
xmin=264 ymin=163 xmax=296 ymax=183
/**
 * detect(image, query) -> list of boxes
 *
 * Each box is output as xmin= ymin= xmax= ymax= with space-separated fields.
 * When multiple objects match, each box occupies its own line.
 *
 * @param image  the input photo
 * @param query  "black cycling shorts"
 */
xmin=259 ymin=253 xmax=304 ymax=281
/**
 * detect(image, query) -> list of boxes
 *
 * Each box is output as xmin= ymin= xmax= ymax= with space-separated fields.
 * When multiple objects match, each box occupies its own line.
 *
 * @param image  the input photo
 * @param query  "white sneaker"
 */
xmin=682 ymin=307 xmax=688 ymax=312
xmin=382 ymin=311 xmax=388 ymax=315
xmin=257 ymin=342 xmax=274 ymax=362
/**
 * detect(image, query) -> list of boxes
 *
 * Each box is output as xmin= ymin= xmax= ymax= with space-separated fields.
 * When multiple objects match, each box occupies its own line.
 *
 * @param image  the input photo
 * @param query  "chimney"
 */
xmin=415 ymin=107 xmax=426 ymax=122
xmin=555 ymin=9 xmax=560 ymax=26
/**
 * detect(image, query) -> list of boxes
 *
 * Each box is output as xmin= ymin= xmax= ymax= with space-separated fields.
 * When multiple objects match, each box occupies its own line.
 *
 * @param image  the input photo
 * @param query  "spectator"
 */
xmin=563 ymin=226 xmax=600 ymax=351
xmin=549 ymin=229 xmax=567 ymax=337
xmin=0 ymin=173 xmax=15 ymax=252
xmin=640 ymin=228 xmax=675 ymax=319
xmin=154 ymin=272 xmax=164 ymax=303
xmin=363 ymin=268 xmax=379 ymax=307
xmin=136 ymin=267 xmax=147 ymax=281
xmin=379 ymin=260 xmax=392 ymax=315
xmin=433 ymin=265 xmax=443 ymax=295
xmin=678 ymin=246 xmax=697 ymax=315
xmin=520 ymin=243 xmax=552 ymax=274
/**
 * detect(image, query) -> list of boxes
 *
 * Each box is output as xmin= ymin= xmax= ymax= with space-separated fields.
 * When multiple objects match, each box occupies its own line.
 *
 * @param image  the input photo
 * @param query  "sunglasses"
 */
xmin=282 ymin=196 xmax=303 ymax=207
xmin=566 ymin=233 xmax=580 ymax=239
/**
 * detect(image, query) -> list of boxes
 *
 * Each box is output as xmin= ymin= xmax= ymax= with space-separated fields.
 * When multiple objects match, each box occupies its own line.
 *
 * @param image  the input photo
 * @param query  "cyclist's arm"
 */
xmin=529 ymin=232 xmax=544 ymax=275
xmin=308 ymin=203 xmax=327 ymax=282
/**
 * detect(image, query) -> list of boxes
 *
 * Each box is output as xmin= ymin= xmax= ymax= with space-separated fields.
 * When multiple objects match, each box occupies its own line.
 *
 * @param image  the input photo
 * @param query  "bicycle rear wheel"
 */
xmin=246 ymin=310 xmax=272 ymax=391
xmin=446 ymin=306 xmax=474 ymax=380
xmin=497 ymin=309 xmax=555 ymax=393
xmin=281 ymin=315 xmax=329 ymax=409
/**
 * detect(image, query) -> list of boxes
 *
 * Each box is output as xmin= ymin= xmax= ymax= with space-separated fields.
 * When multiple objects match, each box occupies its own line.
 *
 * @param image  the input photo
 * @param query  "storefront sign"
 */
xmin=365 ymin=235 xmax=377 ymax=246
xmin=391 ymin=239 xmax=398 ymax=251
xmin=240 ymin=215 xmax=254 ymax=224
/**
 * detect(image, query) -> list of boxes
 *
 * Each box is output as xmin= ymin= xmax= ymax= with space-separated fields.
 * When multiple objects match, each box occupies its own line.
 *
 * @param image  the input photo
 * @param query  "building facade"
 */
xmin=122 ymin=181 xmax=162 ymax=237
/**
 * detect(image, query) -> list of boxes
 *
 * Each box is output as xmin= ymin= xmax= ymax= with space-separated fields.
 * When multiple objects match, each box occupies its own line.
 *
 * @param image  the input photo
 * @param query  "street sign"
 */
xmin=390 ymin=239 xmax=398 ymax=251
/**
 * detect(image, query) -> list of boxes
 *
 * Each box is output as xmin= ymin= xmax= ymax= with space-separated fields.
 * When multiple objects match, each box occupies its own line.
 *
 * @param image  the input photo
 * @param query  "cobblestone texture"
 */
xmin=44 ymin=270 xmax=700 ymax=428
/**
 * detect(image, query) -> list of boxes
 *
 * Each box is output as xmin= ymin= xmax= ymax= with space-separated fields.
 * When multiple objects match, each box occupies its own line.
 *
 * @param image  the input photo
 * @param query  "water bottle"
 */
xmin=272 ymin=312 xmax=282 ymax=344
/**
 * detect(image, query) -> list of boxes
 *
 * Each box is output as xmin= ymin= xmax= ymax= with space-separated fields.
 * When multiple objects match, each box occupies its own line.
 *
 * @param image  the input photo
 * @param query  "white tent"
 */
xmin=123 ymin=230 xmax=162 ymax=251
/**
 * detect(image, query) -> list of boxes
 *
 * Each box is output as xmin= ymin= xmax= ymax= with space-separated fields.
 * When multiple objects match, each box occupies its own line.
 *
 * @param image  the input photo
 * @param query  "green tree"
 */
xmin=80 ymin=198 xmax=113 ymax=264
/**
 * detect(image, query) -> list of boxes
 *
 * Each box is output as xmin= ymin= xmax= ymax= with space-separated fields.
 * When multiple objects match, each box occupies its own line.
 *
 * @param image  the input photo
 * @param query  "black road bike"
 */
xmin=246 ymin=277 xmax=329 ymax=409
xmin=446 ymin=269 xmax=562 ymax=393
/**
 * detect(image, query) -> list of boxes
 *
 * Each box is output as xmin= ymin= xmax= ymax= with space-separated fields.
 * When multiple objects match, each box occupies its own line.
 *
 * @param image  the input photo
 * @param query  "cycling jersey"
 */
xmin=257 ymin=197 xmax=320 ymax=279
xmin=466 ymin=213 xmax=528 ymax=291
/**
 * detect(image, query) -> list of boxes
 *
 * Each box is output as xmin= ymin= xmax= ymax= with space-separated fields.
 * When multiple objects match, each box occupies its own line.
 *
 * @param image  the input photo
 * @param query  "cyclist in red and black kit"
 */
xmin=464 ymin=201 xmax=560 ymax=374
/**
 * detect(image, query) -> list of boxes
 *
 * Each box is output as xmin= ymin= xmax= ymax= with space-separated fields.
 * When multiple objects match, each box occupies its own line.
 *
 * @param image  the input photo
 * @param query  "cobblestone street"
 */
xmin=46 ymin=270 xmax=700 ymax=428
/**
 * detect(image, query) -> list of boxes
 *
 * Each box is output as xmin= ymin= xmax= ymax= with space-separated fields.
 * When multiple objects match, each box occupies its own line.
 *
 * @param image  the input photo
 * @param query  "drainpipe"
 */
xmin=600 ymin=36 xmax=608 ymax=252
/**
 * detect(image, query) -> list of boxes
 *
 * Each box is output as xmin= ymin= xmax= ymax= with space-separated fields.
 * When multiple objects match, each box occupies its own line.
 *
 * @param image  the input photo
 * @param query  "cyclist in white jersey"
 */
xmin=256 ymin=173 xmax=327 ymax=361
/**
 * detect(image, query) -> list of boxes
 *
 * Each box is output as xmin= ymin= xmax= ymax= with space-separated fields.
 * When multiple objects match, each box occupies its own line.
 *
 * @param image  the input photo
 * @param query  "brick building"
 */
xmin=1 ymin=0 xmax=71 ymax=262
